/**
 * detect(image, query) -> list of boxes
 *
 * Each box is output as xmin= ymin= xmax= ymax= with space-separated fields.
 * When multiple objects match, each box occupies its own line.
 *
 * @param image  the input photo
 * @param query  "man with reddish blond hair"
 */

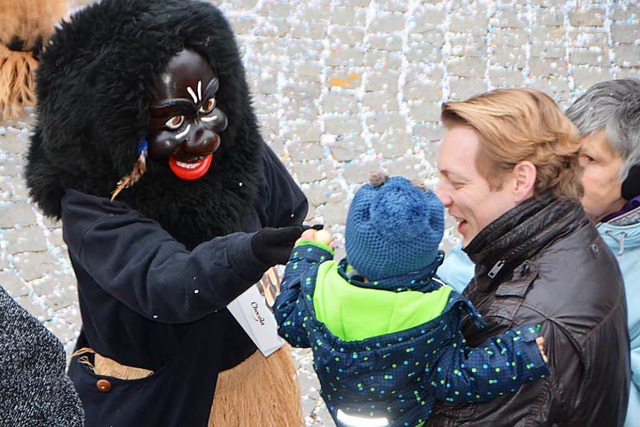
xmin=429 ymin=89 xmax=630 ymax=426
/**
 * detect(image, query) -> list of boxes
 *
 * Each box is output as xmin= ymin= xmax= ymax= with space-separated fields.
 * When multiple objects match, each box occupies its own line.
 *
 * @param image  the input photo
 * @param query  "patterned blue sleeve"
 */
xmin=427 ymin=323 xmax=550 ymax=403
xmin=274 ymin=242 xmax=333 ymax=348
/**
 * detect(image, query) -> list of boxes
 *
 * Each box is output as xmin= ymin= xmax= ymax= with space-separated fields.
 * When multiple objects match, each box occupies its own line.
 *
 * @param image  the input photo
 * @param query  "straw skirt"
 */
xmin=208 ymin=346 xmax=303 ymax=427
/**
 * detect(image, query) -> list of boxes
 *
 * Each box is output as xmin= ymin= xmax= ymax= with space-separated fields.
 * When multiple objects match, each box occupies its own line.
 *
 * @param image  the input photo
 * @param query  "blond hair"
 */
xmin=441 ymin=89 xmax=583 ymax=201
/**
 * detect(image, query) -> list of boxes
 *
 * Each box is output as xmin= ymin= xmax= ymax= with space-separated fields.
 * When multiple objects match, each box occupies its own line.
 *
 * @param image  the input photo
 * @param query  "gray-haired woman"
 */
xmin=566 ymin=78 xmax=640 ymax=427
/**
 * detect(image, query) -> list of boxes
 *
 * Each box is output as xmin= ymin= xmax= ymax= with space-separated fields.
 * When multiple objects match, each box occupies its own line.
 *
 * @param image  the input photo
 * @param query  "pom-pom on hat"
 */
xmin=345 ymin=173 xmax=444 ymax=282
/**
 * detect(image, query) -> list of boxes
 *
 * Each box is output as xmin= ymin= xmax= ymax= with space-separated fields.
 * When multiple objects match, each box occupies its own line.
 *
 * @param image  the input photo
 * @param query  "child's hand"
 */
xmin=296 ymin=228 xmax=333 ymax=247
xmin=536 ymin=336 xmax=548 ymax=363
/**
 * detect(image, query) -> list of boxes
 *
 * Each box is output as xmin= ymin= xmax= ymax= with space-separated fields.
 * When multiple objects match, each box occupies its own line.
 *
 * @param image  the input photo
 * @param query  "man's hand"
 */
xmin=251 ymin=226 xmax=303 ymax=265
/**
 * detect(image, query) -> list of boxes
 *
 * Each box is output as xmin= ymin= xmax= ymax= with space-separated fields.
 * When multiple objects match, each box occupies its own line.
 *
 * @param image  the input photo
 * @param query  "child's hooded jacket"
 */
xmin=276 ymin=244 xmax=548 ymax=427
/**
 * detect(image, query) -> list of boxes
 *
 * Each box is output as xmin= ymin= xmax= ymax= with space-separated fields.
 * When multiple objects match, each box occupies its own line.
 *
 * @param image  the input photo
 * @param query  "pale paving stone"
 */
xmin=303 ymin=181 xmax=347 ymax=207
xmin=534 ymin=10 xmax=564 ymax=27
xmin=567 ymin=29 xmax=608 ymax=49
xmin=0 ymin=202 xmax=38 ymax=228
xmin=330 ymin=26 xmax=365 ymax=47
xmin=362 ymin=92 xmax=399 ymax=111
xmin=3 ymin=226 xmax=48 ymax=254
xmin=411 ymin=7 xmax=446 ymax=33
xmin=288 ymin=142 xmax=326 ymax=162
xmin=371 ymin=130 xmax=413 ymax=158
xmin=408 ymin=102 xmax=442 ymax=123
xmin=0 ymin=252 xmax=9 ymax=271
xmin=0 ymin=271 xmax=29 ymax=297
xmin=324 ymin=115 xmax=363 ymax=135
xmin=292 ymin=161 xmax=335 ymax=183
xmin=343 ymin=161 xmax=381 ymax=184
xmin=291 ymin=21 xmax=328 ymax=40
xmin=488 ymin=68 xmax=526 ymax=88
xmin=315 ymin=201 xmax=350 ymax=225
xmin=330 ymin=6 xmax=363 ymax=26
xmin=12 ymin=252 xmax=59 ymax=282
xmin=613 ymin=45 xmax=640 ymax=68
xmin=530 ymin=58 xmax=569 ymax=77
xmin=575 ymin=52 xmax=610 ymax=72
xmin=364 ymin=70 xmax=400 ymax=93
xmin=367 ymin=34 xmax=403 ymax=52
xmin=573 ymin=67 xmax=616 ymax=90
xmin=15 ymin=296 xmax=51 ymax=322
xmin=369 ymin=12 xmax=405 ymax=33
xmin=321 ymin=92 xmax=358 ymax=114
xmin=449 ymin=34 xmax=487 ymax=58
xmin=325 ymin=46 xmax=366 ymax=67
xmin=446 ymin=56 xmax=487 ymax=79
xmin=0 ymin=153 xmax=25 ymax=175
xmin=611 ymin=3 xmax=639 ymax=20
xmin=365 ymin=112 xmax=407 ymax=134
xmin=611 ymin=24 xmax=640 ymax=44
xmin=326 ymin=135 xmax=368 ymax=162
xmin=449 ymin=78 xmax=488 ymax=101
xmin=569 ymin=7 xmax=606 ymax=27
xmin=364 ymin=50 xmax=403 ymax=69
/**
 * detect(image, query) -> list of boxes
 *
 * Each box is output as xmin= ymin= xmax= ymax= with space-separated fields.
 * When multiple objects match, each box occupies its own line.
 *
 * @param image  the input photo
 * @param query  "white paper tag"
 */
xmin=227 ymin=266 xmax=285 ymax=357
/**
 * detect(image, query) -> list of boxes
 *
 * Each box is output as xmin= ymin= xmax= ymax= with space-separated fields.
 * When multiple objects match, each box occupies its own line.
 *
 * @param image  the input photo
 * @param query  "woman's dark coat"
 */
xmin=0 ymin=286 xmax=84 ymax=426
xmin=25 ymin=1 xmax=308 ymax=425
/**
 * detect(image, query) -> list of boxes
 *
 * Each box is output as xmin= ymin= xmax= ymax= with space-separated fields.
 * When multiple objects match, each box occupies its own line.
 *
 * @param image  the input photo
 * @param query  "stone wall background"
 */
xmin=0 ymin=1 xmax=638 ymax=425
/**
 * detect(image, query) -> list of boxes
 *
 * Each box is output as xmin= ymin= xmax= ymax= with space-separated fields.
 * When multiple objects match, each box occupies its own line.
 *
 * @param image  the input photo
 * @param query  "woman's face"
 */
xmin=147 ymin=49 xmax=228 ymax=181
xmin=579 ymin=130 xmax=626 ymax=222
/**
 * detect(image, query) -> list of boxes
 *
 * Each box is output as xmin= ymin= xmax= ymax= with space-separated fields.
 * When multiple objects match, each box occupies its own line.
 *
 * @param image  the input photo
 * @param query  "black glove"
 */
xmin=302 ymin=224 xmax=324 ymax=231
xmin=251 ymin=226 xmax=303 ymax=265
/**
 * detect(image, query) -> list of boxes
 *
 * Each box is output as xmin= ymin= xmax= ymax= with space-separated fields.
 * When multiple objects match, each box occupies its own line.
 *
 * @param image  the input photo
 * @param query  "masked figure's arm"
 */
xmin=62 ymin=188 xmax=273 ymax=324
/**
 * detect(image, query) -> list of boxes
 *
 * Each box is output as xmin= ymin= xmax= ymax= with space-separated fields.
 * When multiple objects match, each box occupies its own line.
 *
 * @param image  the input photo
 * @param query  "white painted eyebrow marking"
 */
xmin=201 ymin=114 xmax=218 ymax=123
xmin=187 ymin=86 xmax=198 ymax=104
xmin=175 ymin=123 xmax=191 ymax=139
xmin=197 ymin=80 xmax=202 ymax=102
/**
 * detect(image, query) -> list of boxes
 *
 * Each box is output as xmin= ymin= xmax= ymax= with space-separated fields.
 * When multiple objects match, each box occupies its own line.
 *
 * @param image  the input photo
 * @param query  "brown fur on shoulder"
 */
xmin=0 ymin=0 xmax=66 ymax=119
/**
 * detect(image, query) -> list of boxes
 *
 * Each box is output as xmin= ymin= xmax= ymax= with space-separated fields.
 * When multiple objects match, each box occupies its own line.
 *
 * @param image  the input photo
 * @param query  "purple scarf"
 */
xmin=601 ymin=195 xmax=640 ymax=223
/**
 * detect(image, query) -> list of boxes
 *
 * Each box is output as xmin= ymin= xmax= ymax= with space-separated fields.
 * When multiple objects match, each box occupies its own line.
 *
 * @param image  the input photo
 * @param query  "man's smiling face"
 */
xmin=435 ymin=125 xmax=519 ymax=247
xmin=148 ymin=49 xmax=228 ymax=181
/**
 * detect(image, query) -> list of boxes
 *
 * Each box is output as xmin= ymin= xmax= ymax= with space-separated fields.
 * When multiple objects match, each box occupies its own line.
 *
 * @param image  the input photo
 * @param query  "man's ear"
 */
xmin=513 ymin=161 xmax=536 ymax=203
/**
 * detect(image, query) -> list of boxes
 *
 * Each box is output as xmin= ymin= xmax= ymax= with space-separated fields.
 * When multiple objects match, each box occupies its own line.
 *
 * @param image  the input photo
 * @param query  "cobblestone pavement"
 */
xmin=1 ymin=1 xmax=638 ymax=425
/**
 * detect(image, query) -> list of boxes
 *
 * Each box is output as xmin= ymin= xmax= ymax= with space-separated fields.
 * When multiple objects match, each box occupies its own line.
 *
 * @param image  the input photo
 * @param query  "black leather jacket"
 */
xmin=429 ymin=193 xmax=630 ymax=426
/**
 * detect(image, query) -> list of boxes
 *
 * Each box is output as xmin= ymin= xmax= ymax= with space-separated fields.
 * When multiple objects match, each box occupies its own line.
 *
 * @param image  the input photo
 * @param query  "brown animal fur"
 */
xmin=0 ymin=0 xmax=66 ymax=119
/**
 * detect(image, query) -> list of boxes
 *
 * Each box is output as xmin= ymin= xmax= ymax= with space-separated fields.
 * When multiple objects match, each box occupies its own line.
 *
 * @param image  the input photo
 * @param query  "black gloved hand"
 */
xmin=302 ymin=224 xmax=324 ymax=231
xmin=251 ymin=226 xmax=303 ymax=265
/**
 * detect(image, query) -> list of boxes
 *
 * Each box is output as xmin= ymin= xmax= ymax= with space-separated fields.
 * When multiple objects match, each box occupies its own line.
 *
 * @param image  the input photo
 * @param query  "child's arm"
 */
xmin=426 ymin=323 xmax=549 ymax=403
xmin=274 ymin=229 xmax=334 ymax=348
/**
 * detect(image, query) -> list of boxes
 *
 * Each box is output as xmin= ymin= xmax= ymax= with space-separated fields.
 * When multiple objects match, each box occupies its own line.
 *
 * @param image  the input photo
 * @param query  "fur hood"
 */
xmin=26 ymin=0 xmax=264 ymax=247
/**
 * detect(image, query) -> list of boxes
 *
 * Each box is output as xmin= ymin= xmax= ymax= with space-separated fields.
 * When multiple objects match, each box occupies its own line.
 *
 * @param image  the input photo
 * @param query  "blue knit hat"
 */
xmin=345 ymin=173 xmax=444 ymax=282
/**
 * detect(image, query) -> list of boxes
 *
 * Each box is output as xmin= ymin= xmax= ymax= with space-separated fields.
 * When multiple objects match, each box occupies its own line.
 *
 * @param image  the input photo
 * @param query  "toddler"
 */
xmin=275 ymin=173 xmax=548 ymax=427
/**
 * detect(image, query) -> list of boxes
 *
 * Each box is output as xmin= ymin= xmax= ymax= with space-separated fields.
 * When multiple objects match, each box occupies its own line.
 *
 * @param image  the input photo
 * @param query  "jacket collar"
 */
xmin=338 ymin=252 xmax=445 ymax=292
xmin=464 ymin=192 xmax=587 ymax=287
xmin=598 ymin=205 xmax=640 ymax=255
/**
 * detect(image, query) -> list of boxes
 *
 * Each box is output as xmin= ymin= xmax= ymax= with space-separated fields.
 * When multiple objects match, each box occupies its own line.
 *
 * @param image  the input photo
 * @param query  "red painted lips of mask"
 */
xmin=169 ymin=154 xmax=213 ymax=180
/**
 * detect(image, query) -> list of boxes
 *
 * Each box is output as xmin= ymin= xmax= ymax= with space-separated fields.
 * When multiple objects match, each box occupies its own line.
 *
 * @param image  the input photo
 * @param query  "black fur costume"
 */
xmin=27 ymin=0 xmax=264 ymax=249
xmin=25 ymin=1 xmax=307 ymax=425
